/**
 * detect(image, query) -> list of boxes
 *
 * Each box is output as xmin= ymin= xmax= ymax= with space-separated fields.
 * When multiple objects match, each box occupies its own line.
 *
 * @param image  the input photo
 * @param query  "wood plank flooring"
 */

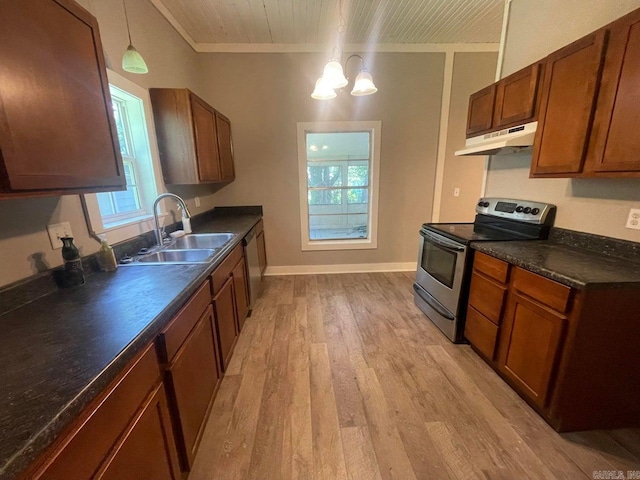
xmin=189 ymin=273 xmax=640 ymax=480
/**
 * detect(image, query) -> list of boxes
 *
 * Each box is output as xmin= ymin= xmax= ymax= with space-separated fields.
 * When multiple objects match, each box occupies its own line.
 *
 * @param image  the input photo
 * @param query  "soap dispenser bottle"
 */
xmin=97 ymin=234 xmax=118 ymax=272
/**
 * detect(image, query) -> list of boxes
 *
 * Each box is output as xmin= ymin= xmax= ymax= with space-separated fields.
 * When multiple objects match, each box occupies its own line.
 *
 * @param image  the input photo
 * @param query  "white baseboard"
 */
xmin=264 ymin=262 xmax=417 ymax=276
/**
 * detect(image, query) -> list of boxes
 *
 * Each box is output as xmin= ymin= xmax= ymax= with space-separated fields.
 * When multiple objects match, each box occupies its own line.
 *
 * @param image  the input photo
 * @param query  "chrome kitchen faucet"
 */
xmin=153 ymin=193 xmax=191 ymax=247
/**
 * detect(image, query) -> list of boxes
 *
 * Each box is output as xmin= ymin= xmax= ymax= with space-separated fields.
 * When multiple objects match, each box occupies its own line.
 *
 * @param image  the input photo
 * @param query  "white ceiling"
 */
xmin=150 ymin=0 xmax=504 ymax=52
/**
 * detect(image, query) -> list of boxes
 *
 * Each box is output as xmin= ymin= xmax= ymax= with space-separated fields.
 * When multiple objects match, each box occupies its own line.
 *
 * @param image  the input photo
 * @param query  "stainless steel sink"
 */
xmin=171 ymin=233 xmax=235 ymax=250
xmin=135 ymin=249 xmax=216 ymax=264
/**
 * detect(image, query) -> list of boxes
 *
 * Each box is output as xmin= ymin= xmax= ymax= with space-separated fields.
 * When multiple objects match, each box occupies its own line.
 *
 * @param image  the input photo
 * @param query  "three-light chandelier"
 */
xmin=311 ymin=1 xmax=377 ymax=100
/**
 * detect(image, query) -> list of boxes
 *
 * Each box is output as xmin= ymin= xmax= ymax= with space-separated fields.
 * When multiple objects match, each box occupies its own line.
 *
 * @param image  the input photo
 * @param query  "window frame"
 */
xmin=82 ymin=69 xmax=166 ymax=245
xmin=297 ymin=121 xmax=381 ymax=251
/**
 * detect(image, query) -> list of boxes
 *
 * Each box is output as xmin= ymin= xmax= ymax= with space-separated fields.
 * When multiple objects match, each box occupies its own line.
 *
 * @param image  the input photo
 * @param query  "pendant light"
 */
xmin=310 ymin=0 xmax=376 ymax=99
xmin=121 ymin=0 xmax=148 ymax=74
xmin=311 ymin=77 xmax=337 ymax=100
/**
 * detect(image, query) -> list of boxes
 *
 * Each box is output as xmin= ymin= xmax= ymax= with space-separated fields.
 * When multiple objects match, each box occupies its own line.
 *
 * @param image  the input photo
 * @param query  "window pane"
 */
xmin=96 ymin=192 xmax=115 ymax=216
xmin=308 ymin=189 xmax=342 ymax=205
xmin=309 ymin=213 xmax=368 ymax=240
xmin=306 ymin=132 xmax=370 ymax=160
xmin=308 ymin=166 xmax=342 ymax=187
xmin=347 ymin=188 xmax=368 ymax=204
xmin=113 ymin=187 xmax=141 ymax=213
xmin=111 ymin=99 xmax=130 ymax=157
xmin=347 ymin=165 xmax=369 ymax=186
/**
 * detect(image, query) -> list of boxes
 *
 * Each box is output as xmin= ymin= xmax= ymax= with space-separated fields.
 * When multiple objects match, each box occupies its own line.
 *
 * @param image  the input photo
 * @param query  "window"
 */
xmin=83 ymin=70 xmax=165 ymax=244
xmin=297 ymin=121 xmax=381 ymax=251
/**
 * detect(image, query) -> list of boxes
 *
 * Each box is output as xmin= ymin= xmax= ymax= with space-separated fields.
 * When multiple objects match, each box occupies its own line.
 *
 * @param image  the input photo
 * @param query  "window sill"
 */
xmin=301 ymin=238 xmax=377 ymax=251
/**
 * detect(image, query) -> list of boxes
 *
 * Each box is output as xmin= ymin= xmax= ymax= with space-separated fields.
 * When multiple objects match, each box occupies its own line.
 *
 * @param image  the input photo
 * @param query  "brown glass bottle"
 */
xmin=61 ymin=236 xmax=85 ymax=287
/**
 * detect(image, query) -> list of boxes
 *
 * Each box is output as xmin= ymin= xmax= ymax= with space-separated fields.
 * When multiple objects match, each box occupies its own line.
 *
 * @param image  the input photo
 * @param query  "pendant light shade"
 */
xmin=322 ymin=59 xmax=348 ymax=89
xmin=122 ymin=45 xmax=148 ymax=74
xmin=121 ymin=0 xmax=148 ymax=74
xmin=350 ymin=70 xmax=377 ymax=96
xmin=311 ymin=77 xmax=337 ymax=100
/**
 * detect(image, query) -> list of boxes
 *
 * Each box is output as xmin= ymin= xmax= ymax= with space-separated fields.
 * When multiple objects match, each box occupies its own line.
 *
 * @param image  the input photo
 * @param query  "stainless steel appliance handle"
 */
xmin=419 ymin=229 xmax=465 ymax=252
xmin=413 ymin=283 xmax=455 ymax=321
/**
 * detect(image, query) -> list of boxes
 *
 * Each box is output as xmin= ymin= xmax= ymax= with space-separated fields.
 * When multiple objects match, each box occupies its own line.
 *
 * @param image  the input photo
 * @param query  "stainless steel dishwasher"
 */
xmin=243 ymin=227 xmax=262 ymax=313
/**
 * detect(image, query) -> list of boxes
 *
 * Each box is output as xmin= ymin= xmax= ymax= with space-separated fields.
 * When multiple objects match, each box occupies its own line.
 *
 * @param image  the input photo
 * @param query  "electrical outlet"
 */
xmin=47 ymin=222 xmax=74 ymax=249
xmin=625 ymin=209 xmax=640 ymax=230
xmin=195 ymin=196 xmax=201 ymax=208
xmin=453 ymin=187 xmax=460 ymax=197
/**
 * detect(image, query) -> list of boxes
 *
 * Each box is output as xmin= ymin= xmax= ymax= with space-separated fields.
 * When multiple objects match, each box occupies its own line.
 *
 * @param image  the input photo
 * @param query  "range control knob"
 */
xmin=477 ymin=201 xmax=484 ymax=207
xmin=523 ymin=207 xmax=532 ymax=214
xmin=515 ymin=206 xmax=524 ymax=213
xmin=531 ymin=207 xmax=540 ymax=215
xmin=483 ymin=201 xmax=490 ymax=207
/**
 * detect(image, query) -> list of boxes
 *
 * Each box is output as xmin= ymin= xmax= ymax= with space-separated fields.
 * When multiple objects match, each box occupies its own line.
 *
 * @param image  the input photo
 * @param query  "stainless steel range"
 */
xmin=414 ymin=198 xmax=556 ymax=343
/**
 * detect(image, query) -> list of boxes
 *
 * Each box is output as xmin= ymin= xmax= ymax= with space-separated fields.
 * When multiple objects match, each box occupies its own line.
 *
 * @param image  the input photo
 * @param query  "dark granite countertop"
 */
xmin=472 ymin=240 xmax=640 ymax=289
xmin=0 ymin=210 xmax=261 ymax=480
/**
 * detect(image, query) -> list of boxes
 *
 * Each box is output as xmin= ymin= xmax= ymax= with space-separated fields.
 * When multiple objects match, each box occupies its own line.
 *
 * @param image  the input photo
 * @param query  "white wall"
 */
xmin=485 ymin=0 xmax=640 ymax=242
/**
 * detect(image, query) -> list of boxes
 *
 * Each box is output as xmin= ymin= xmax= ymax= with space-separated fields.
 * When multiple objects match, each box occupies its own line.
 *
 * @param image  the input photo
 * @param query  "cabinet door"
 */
xmin=165 ymin=306 xmax=220 ymax=468
xmin=95 ymin=384 xmax=180 ymax=480
xmin=497 ymin=292 xmax=566 ymax=409
xmin=493 ymin=63 xmax=541 ymax=129
xmin=232 ymin=257 xmax=249 ymax=331
xmin=213 ymin=276 xmax=238 ymax=371
xmin=215 ymin=111 xmax=235 ymax=182
xmin=530 ymin=31 xmax=606 ymax=176
xmin=587 ymin=10 xmax=640 ymax=174
xmin=0 ymin=0 xmax=124 ymax=196
xmin=257 ymin=230 xmax=267 ymax=277
xmin=466 ymin=84 xmax=496 ymax=137
xmin=190 ymin=95 xmax=221 ymax=182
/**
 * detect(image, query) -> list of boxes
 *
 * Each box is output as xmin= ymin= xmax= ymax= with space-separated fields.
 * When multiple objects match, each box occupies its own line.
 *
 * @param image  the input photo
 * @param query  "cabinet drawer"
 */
xmin=212 ymin=243 xmax=243 ymax=293
xmin=468 ymin=272 xmax=507 ymax=324
xmin=157 ymin=280 xmax=212 ymax=364
xmin=473 ymin=252 xmax=509 ymax=284
xmin=465 ymin=307 xmax=499 ymax=361
xmin=512 ymin=267 xmax=571 ymax=313
xmin=36 ymin=344 xmax=161 ymax=480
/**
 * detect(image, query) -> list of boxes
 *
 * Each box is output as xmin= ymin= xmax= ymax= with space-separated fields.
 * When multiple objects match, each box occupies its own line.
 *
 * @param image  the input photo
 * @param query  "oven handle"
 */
xmin=413 ymin=283 xmax=455 ymax=321
xmin=420 ymin=229 xmax=465 ymax=252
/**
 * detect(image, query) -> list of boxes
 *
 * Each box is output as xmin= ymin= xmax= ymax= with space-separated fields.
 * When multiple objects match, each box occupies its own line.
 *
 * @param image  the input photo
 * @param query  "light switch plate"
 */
xmin=47 ymin=222 xmax=74 ymax=249
xmin=453 ymin=188 xmax=460 ymax=197
xmin=625 ymin=209 xmax=640 ymax=230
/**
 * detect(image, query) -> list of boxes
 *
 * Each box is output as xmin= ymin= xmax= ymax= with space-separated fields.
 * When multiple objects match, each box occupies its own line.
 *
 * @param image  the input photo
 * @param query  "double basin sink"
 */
xmin=131 ymin=233 xmax=236 ymax=265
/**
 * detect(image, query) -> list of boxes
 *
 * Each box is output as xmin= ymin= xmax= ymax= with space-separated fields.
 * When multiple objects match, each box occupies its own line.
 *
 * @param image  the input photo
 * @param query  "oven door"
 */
xmin=415 ymin=227 xmax=467 ymax=315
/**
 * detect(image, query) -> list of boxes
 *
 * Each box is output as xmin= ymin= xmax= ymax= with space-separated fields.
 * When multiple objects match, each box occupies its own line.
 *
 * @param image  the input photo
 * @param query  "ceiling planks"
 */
xmin=153 ymin=0 xmax=504 ymax=50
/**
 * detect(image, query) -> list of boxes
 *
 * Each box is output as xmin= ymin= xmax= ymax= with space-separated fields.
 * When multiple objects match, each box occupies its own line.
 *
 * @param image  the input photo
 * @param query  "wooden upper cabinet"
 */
xmin=0 ymin=0 xmax=124 ymax=197
xmin=215 ymin=111 xmax=235 ymax=182
xmin=149 ymin=88 xmax=235 ymax=185
xmin=466 ymin=84 xmax=496 ymax=137
xmin=586 ymin=9 xmax=640 ymax=174
xmin=493 ymin=63 xmax=542 ymax=129
xmin=191 ymin=96 xmax=221 ymax=182
xmin=530 ymin=31 xmax=607 ymax=176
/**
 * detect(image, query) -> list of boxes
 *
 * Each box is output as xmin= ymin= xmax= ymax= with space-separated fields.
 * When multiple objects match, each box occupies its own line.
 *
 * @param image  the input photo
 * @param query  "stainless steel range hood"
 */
xmin=455 ymin=121 xmax=537 ymax=156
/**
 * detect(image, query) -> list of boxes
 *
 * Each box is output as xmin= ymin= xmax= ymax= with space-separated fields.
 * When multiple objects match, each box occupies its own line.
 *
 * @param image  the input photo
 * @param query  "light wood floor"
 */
xmin=190 ymin=273 xmax=640 ymax=480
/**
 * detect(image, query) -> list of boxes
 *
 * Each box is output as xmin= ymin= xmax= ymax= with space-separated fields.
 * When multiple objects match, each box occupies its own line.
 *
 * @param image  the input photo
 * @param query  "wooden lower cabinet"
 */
xmin=497 ymin=291 xmax=566 ymax=409
xmin=464 ymin=307 xmax=498 ymax=361
xmin=464 ymin=252 xmax=509 ymax=362
xmin=213 ymin=276 xmax=238 ymax=371
xmin=29 ymin=344 xmax=179 ymax=480
xmin=95 ymin=383 xmax=180 ymax=480
xmin=467 ymin=252 xmax=640 ymax=431
xmin=164 ymin=306 xmax=221 ymax=469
